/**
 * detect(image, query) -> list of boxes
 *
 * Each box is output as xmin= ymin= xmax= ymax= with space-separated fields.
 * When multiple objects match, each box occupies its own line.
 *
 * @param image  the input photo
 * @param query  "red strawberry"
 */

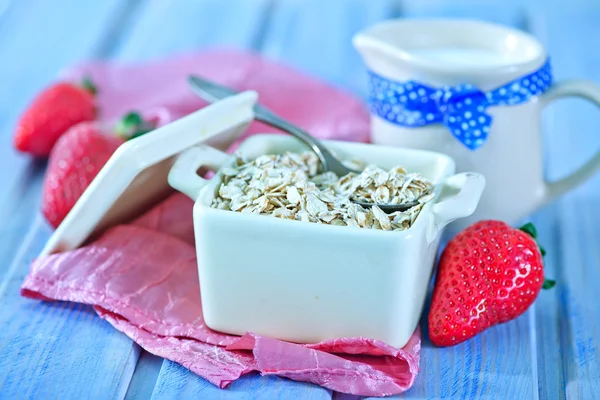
xmin=14 ymin=78 xmax=97 ymax=157
xmin=428 ymin=220 xmax=554 ymax=347
xmin=41 ymin=112 xmax=154 ymax=229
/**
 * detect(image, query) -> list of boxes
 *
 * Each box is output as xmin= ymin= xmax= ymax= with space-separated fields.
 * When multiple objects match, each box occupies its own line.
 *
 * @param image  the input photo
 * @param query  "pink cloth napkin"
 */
xmin=61 ymin=49 xmax=371 ymax=147
xmin=20 ymin=49 xmax=421 ymax=397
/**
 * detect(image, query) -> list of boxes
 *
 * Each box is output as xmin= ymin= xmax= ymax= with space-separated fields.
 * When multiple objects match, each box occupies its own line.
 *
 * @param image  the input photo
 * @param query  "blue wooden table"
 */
xmin=1 ymin=1 xmax=599 ymax=398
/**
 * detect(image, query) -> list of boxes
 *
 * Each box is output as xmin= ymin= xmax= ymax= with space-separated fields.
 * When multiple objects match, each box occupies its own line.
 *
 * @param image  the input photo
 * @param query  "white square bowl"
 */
xmin=168 ymin=133 xmax=485 ymax=348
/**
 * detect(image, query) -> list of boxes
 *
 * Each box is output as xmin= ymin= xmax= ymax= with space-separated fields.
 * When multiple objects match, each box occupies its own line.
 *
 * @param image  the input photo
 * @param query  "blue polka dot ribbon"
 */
xmin=367 ymin=58 xmax=552 ymax=150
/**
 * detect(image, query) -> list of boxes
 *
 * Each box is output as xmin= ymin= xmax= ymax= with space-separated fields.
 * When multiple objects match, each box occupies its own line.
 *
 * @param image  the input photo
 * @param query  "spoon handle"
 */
xmin=254 ymin=105 xmax=357 ymax=176
xmin=253 ymin=105 xmax=334 ymax=172
xmin=187 ymin=75 xmax=356 ymax=176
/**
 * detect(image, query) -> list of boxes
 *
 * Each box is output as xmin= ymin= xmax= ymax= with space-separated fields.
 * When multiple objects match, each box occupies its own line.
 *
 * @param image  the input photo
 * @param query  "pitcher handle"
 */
xmin=168 ymin=145 xmax=230 ymax=200
xmin=539 ymin=80 xmax=600 ymax=202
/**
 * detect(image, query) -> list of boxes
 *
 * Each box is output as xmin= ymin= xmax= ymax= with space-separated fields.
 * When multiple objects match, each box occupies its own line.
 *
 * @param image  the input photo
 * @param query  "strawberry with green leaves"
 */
xmin=14 ymin=78 xmax=99 ymax=157
xmin=428 ymin=220 xmax=554 ymax=347
xmin=41 ymin=112 xmax=154 ymax=229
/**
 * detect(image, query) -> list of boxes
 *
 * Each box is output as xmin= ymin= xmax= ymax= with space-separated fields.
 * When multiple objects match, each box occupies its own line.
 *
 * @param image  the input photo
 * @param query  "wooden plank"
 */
xmin=0 ymin=0 xmax=132 ymax=277
xmin=529 ymin=205 xmax=565 ymax=400
xmin=0 ymin=160 xmax=46 ymax=282
xmin=527 ymin=6 xmax=600 ymax=196
xmin=261 ymin=0 xmax=397 ymax=97
xmin=0 ymin=1 xmax=148 ymax=398
xmin=3 ymin=1 xmax=598 ymax=400
xmin=554 ymin=198 xmax=600 ymax=398
xmin=100 ymin=1 xmax=332 ymax=398
xmin=129 ymin=2 xmax=599 ymax=399
xmin=401 ymin=307 xmax=538 ymax=399
xmin=528 ymin=9 xmax=600 ymax=398
xmin=124 ymin=352 xmax=163 ymax=400
xmin=398 ymin=0 xmax=526 ymax=29
xmin=523 ymin=199 xmax=600 ymax=400
xmin=137 ymin=1 xmax=387 ymax=397
xmin=114 ymin=0 xmax=272 ymax=61
xmin=150 ymin=362 xmax=331 ymax=400
xmin=0 ymin=217 xmax=141 ymax=399
xmin=383 ymin=3 xmax=539 ymax=399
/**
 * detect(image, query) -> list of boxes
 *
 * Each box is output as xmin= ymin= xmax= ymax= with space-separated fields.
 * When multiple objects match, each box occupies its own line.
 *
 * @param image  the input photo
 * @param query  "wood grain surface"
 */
xmin=0 ymin=1 xmax=598 ymax=398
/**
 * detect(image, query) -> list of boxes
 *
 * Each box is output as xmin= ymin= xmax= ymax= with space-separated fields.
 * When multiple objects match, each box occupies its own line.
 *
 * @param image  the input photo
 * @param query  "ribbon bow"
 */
xmin=367 ymin=59 xmax=552 ymax=150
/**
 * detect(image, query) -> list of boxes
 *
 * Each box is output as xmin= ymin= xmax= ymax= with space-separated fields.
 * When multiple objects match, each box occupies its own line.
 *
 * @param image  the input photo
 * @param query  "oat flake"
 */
xmin=210 ymin=151 xmax=434 ymax=231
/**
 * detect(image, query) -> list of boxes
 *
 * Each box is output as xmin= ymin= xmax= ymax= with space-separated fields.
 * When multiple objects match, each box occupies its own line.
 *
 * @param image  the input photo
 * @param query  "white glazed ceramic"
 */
xmin=168 ymin=134 xmax=485 ymax=348
xmin=353 ymin=19 xmax=600 ymax=233
xmin=40 ymin=91 xmax=257 ymax=256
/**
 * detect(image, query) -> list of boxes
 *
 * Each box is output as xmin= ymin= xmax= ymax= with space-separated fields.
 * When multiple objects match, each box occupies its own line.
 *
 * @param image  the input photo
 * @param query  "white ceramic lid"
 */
xmin=40 ymin=91 xmax=258 ymax=256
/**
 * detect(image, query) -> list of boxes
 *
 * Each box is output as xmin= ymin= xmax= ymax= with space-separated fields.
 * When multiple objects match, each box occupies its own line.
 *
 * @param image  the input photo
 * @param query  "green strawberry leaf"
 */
xmin=81 ymin=76 xmax=97 ymax=96
xmin=115 ymin=111 xmax=154 ymax=140
xmin=120 ymin=112 xmax=143 ymax=127
xmin=519 ymin=222 xmax=547 ymax=256
xmin=519 ymin=222 xmax=555 ymax=290
xmin=519 ymin=222 xmax=538 ymax=239
xmin=543 ymin=279 xmax=556 ymax=290
xmin=129 ymin=128 xmax=153 ymax=139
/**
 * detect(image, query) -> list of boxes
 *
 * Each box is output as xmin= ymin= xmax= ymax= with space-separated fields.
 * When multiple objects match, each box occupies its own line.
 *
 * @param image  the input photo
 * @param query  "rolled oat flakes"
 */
xmin=210 ymin=151 xmax=434 ymax=231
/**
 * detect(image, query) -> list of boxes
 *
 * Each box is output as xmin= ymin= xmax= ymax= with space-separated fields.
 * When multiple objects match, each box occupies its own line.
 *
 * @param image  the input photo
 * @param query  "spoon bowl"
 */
xmin=353 ymin=200 xmax=420 ymax=212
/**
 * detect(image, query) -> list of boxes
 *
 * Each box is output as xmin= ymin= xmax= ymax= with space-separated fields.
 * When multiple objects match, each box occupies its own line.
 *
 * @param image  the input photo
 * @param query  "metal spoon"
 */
xmin=187 ymin=75 xmax=420 ymax=212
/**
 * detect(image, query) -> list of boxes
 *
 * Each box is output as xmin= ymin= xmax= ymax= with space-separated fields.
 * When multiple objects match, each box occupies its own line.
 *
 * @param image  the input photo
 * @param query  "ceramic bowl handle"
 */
xmin=427 ymin=172 xmax=486 ymax=243
xmin=168 ymin=145 xmax=230 ymax=200
xmin=539 ymin=80 xmax=600 ymax=202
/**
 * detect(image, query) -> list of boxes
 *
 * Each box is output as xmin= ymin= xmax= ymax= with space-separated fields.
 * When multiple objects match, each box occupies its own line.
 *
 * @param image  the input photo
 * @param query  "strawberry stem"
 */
xmin=115 ymin=111 xmax=154 ymax=140
xmin=81 ymin=76 xmax=97 ymax=96
xmin=519 ymin=222 xmax=554 ymax=289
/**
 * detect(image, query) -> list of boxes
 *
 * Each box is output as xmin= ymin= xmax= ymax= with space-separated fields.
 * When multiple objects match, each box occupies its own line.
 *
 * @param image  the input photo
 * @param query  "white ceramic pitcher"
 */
xmin=353 ymin=19 xmax=600 ymax=233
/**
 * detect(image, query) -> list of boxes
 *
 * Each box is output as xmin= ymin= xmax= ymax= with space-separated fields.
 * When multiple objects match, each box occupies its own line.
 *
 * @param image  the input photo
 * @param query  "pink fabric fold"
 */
xmin=21 ymin=50 xmax=420 ymax=397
